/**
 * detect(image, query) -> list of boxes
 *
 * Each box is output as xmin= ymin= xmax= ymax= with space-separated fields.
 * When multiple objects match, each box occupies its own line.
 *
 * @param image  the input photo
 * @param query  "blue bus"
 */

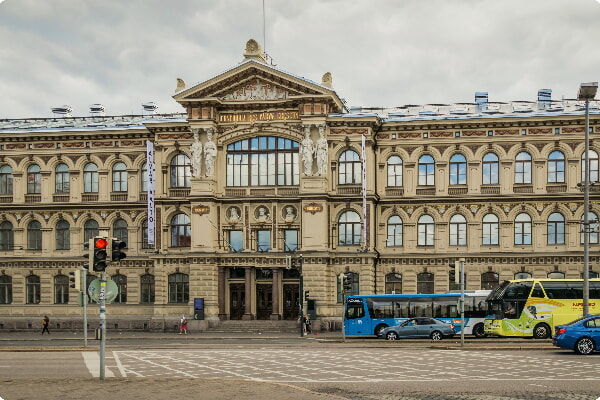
xmin=344 ymin=291 xmax=491 ymax=337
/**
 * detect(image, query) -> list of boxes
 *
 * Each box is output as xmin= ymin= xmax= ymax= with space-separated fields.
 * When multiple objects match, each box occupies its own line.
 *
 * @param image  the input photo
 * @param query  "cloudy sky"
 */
xmin=1 ymin=0 xmax=599 ymax=119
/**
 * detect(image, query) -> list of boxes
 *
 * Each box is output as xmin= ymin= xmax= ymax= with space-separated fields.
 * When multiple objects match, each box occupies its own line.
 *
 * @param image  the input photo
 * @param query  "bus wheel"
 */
xmin=533 ymin=323 xmax=550 ymax=339
xmin=575 ymin=337 xmax=595 ymax=355
xmin=374 ymin=324 xmax=388 ymax=337
xmin=473 ymin=323 xmax=486 ymax=338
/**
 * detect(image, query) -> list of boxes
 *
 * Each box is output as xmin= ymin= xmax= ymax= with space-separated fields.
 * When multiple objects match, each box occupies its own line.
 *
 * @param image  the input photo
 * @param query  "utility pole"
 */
xmin=459 ymin=257 xmax=465 ymax=348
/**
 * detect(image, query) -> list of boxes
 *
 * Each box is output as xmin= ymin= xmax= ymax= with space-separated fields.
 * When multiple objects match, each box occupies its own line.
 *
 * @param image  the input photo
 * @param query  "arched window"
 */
xmin=338 ymin=210 xmax=361 ymax=246
xmin=582 ymin=271 xmax=599 ymax=279
xmin=0 ymin=221 xmax=14 ymax=251
xmin=55 ymin=220 xmax=70 ymax=250
xmin=226 ymin=136 xmax=299 ymax=186
xmin=482 ymin=153 xmax=499 ymax=185
xmin=337 ymin=272 xmax=359 ymax=302
xmin=141 ymin=220 xmax=150 ymax=249
xmin=112 ymin=162 xmax=128 ymax=192
xmin=338 ymin=150 xmax=361 ymax=185
xmin=171 ymin=213 xmax=191 ymax=247
xmin=449 ymin=214 xmax=467 ymax=246
xmin=26 ymin=275 xmax=40 ymax=304
xmin=481 ymin=272 xmax=499 ymax=290
xmin=386 ymin=215 xmax=403 ymax=247
xmin=141 ymin=162 xmax=148 ymax=192
xmin=54 ymin=275 xmax=69 ymax=304
xmin=27 ymin=164 xmax=41 ymax=194
xmin=168 ymin=273 xmax=189 ymax=303
xmin=547 ymin=212 xmax=565 ymax=245
xmin=113 ymin=219 xmax=128 ymax=244
xmin=141 ymin=274 xmax=155 ymax=303
xmin=170 ymin=154 xmax=191 ymax=188
xmin=548 ymin=271 xmax=565 ymax=279
xmin=581 ymin=212 xmax=599 ymax=244
xmin=482 ymin=214 xmax=499 ymax=245
xmin=515 ymin=272 xmax=532 ymax=279
xmin=385 ymin=273 xmax=402 ymax=294
xmin=387 ymin=155 xmax=403 ymax=187
xmin=515 ymin=152 xmax=532 ymax=184
xmin=547 ymin=151 xmax=565 ymax=183
xmin=449 ymin=154 xmax=467 ymax=185
xmin=112 ymin=274 xmax=127 ymax=303
xmin=418 ymin=155 xmax=435 ymax=186
xmin=582 ymin=149 xmax=599 ymax=183
xmin=514 ymin=213 xmax=532 ymax=245
xmin=27 ymin=220 xmax=42 ymax=250
xmin=417 ymin=214 xmax=435 ymax=246
xmin=55 ymin=163 xmax=70 ymax=194
xmin=0 ymin=165 xmax=13 ymax=195
xmin=84 ymin=163 xmax=99 ymax=193
xmin=84 ymin=219 xmax=99 ymax=242
xmin=417 ymin=272 xmax=434 ymax=294
xmin=0 ymin=275 xmax=12 ymax=304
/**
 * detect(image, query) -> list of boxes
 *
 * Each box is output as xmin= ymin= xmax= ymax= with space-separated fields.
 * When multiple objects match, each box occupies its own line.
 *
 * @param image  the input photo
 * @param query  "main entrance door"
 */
xmin=229 ymin=283 xmax=245 ymax=320
xmin=256 ymin=284 xmax=272 ymax=320
xmin=283 ymin=284 xmax=300 ymax=320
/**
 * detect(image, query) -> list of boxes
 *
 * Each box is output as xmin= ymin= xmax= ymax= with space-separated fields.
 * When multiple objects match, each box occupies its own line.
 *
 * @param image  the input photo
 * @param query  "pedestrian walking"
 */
xmin=303 ymin=315 xmax=311 ymax=335
xmin=179 ymin=315 xmax=188 ymax=335
xmin=41 ymin=315 xmax=50 ymax=334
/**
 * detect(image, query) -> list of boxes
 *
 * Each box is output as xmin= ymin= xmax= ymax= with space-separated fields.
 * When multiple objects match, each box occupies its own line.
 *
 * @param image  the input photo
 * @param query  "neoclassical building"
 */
xmin=0 ymin=40 xmax=598 ymax=331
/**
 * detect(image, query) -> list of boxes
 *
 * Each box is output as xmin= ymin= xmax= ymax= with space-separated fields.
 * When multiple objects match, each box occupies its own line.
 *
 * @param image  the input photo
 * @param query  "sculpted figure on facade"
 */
xmin=204 ymin=127 xmax=217 ymax=177
xmin=190 ymin=128 xmax=203 ymax=178
xmin=316 ymin=125 xmax=328 ymax=175
xmin=300 ymin=125 xmax=315 ymax=176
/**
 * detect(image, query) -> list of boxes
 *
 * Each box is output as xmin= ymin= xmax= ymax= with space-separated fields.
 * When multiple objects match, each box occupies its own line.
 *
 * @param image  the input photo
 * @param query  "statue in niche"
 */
xmin=204 ymin=128 xmax=217 ymax=177
xmin=228 ymin=207 xmax=240 ymax=221
xmin=284 ymin=206 xmax=296 ymax=222
xmin=256 ymin=206 xmax=269 ymax=221
xmin=300 ymin=125 xmax=315 ymax=176
xmin=316 ymin=125 xmax=328 ymax=175
xmin=190 ymin=128 xmax=203 ymax=178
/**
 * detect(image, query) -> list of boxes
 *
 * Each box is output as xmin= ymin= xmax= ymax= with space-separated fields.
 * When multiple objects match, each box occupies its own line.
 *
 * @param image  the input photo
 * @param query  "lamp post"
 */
xmin=578 ymin=82 xmax=598 ymax=317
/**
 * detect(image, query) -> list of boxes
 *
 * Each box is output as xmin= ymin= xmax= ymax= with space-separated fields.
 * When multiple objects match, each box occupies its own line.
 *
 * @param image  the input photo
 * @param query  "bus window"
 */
xmin=346 ymin=303 xmax=365 ymax=319
xmin=394 ymin=300 xmax=410 ymax=318
xmin=434 ymin=298 xmax=459 ymax=318
xmin=503 ymin=281 xmax=532 ymax=299
xmin=542 ymin=281 xmax=572 ymax=299
xmin=504 ymin=302 xmax=518 ymax=319
xmin=531 ymin=283 xmax=544 ymax=298
xmin=372 ymin=300 xmax=394 ymax=318
xmin=410 ymin=298 xmax=433 ymax=317
xmin=591 ymin=282 xmax=600 ymax=299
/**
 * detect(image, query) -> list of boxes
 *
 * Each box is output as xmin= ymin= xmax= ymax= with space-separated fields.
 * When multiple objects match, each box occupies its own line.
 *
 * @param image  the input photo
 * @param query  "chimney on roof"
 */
xmin=475 ymin=92 xmax=488 ymax=112
xmin=51 ymin=105 xmax=73 ymax=118
xmin=537 ymin=89 xmax=552 ymax=110
xmin=89 ymin=104 xmax=105 ymax=117
xmin=142 ymin=102 xmax=158 ymax=115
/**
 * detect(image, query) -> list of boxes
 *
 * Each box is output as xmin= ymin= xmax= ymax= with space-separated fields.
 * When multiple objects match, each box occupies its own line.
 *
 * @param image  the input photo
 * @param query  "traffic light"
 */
xmin=304 ymin=290 xmax=310 ymax=301
xmin=343 ymin=273 xmax=352 ymax=291
xmin=449 ymin=262 xmax=459 ymax=283
xmin=69 ymin=270 xmax=81 ymax=290
xmin=92 ymin=237 xmax=109 ymax=272
xmin=111 ymin=238 xmax=127 ymax=262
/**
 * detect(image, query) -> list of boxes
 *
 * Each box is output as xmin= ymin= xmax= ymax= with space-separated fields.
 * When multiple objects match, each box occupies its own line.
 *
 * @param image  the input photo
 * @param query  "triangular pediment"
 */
xmin=173 ymin=59 xmax=344 ymax=112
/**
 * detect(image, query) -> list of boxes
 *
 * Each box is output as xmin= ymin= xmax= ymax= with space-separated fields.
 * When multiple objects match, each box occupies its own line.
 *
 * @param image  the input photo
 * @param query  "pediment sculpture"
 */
xmin=220 ymin=79 xmax=290 ymax=101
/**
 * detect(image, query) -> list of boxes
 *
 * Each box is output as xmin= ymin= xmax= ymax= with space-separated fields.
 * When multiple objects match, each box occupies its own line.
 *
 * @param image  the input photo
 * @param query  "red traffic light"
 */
xmin=94 ymin=238 xmax=108 ymax=249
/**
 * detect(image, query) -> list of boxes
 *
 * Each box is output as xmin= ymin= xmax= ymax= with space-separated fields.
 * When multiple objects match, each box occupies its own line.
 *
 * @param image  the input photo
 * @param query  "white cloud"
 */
xmin=0 ymin=0 xmax=599 ymax=118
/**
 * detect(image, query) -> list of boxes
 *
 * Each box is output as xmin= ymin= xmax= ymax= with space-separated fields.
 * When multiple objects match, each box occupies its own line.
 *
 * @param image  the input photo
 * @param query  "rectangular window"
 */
xmin=283 ymin=229 xmax=298 ymax=252
xmin=257 ymin=230 xmax=271 ymax=252
xmin=229 ymin=230 xmax=243 ymax=252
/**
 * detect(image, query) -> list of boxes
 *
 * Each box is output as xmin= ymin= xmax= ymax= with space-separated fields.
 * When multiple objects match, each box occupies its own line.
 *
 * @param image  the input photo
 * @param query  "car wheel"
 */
xmin=374 ymin=324 xmax=388 ymax=337
xmin=575 ymin=337 xmax=596 ymax=355
xmin=473 ymin=323 xmax=486 ymax=338
xmin=386 ymin=331 xmax=399 ymax=341
xmin=533 ymin=323 xmax=550 ymax=339
xmin=430 ymin=331 xmax=443 ymax=341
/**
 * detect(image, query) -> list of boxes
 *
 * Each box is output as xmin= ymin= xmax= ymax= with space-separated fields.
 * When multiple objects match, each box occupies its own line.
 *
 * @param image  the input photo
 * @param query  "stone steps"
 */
xmin=210 ymin=320 xmax=299 ymax=333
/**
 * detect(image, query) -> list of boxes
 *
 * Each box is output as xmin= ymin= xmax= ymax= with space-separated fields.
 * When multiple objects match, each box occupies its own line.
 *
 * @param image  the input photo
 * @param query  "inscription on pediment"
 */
xmin=220 ymin=79 xmax=292 ymax=101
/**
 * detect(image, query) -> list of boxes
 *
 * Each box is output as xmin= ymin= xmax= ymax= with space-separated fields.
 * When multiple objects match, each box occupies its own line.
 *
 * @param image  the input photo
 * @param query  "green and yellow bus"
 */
xmin=484 ymin=279 xmax=600 ymax=339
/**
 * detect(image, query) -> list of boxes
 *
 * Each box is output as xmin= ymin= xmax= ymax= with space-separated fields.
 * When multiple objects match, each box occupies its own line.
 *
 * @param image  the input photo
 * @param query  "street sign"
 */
xmin=88 ymin=278 xmax=119 ymax=303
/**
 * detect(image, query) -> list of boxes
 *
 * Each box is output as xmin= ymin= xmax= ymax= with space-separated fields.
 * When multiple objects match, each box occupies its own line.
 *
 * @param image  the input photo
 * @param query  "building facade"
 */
xmin=0 ymin=40 xmax=598 ymax=331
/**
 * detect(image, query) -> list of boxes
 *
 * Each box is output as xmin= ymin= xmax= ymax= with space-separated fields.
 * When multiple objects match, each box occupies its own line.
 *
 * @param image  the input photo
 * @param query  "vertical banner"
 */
xmin=361 ymin=134 xmax=367 ymax=248
xmin=146 ymin=140 xmax=155 ymax=246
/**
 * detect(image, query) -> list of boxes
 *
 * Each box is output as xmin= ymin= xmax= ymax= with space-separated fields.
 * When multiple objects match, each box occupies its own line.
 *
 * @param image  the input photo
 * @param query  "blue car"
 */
xmin=552 ymin=315 xmax=600 ymax=355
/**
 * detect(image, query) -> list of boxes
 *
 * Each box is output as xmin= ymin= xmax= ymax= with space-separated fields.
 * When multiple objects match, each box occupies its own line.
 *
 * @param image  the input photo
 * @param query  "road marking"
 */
xmin=82 ymin=352 xmax=114 ymax=378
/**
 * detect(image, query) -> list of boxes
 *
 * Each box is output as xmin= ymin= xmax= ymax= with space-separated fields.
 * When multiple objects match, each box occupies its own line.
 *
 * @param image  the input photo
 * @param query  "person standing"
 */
xmin=41 ymin=315 xmax=50 ymax=334
xmin=179 ymin=315 xmax=188 ymax=335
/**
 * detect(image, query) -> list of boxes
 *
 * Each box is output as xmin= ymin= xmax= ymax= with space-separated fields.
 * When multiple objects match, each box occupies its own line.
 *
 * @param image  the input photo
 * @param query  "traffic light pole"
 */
xmin=99 ymin=270 xmax=107 ymax=380
xmin=82 ymin=268 xmax=88 ymax=348
xmin=459 ymin=258 xmax=465 ymax=348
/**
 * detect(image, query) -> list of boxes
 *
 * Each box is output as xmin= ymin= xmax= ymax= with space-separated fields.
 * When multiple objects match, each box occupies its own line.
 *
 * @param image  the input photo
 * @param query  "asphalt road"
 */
xmin=0 ymin=332 xmax=599 ymax=400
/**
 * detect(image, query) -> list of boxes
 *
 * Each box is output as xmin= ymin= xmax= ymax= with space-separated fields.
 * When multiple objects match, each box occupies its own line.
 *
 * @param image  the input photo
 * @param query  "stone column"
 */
xmin=242 ymin=267 xmax=253 ymax=320
xmin=218 ymin=266 xmax=227 ymax=321
xmin=270 ymin=268 xmax=280 ymax=320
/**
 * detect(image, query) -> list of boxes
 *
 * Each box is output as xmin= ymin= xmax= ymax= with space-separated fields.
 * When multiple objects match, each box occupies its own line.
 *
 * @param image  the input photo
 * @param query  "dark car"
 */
xmin=378 ymin=317 xmax=455 ymax=341
xmin=553 ymin=314 xmax=600 ymax=355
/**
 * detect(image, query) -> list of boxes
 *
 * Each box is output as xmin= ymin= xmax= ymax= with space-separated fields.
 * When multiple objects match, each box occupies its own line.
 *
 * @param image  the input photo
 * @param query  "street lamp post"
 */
xmin=578 ymin=82 xmax=598 ymax=317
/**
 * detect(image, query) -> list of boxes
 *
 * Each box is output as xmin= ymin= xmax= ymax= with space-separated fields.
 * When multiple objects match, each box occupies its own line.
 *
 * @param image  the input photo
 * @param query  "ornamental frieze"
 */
xmin=92 ymin=141 xmax=113 ymax=147
xmin=157 ymin=132 xmax=194 ymax=140
xmin=396 ymin=132 xmax=420 ymax=139
xmin=430 ymin=131 xmax=453 ymax=138
xmin=62 ymin=142 xmax=85 ymax=148
xmin=461 ymin=130 xmax=485 ymax=137
xmin=121 ymin=140 xmax=144 ymax=146
xmin=33 ymin=143 xmax=55 ymax=149
xmin=563 ymin=127 xmax=585 ymax=133
xmin=495 ymin=129 xmax=518 ymax=136
xmin=330 ymin=128 xmax=368 ymax=136
xmin=6 ymin=143 xmax=26 ymax=150
xmin=529 ymin=128 xmax=552 ymax=135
